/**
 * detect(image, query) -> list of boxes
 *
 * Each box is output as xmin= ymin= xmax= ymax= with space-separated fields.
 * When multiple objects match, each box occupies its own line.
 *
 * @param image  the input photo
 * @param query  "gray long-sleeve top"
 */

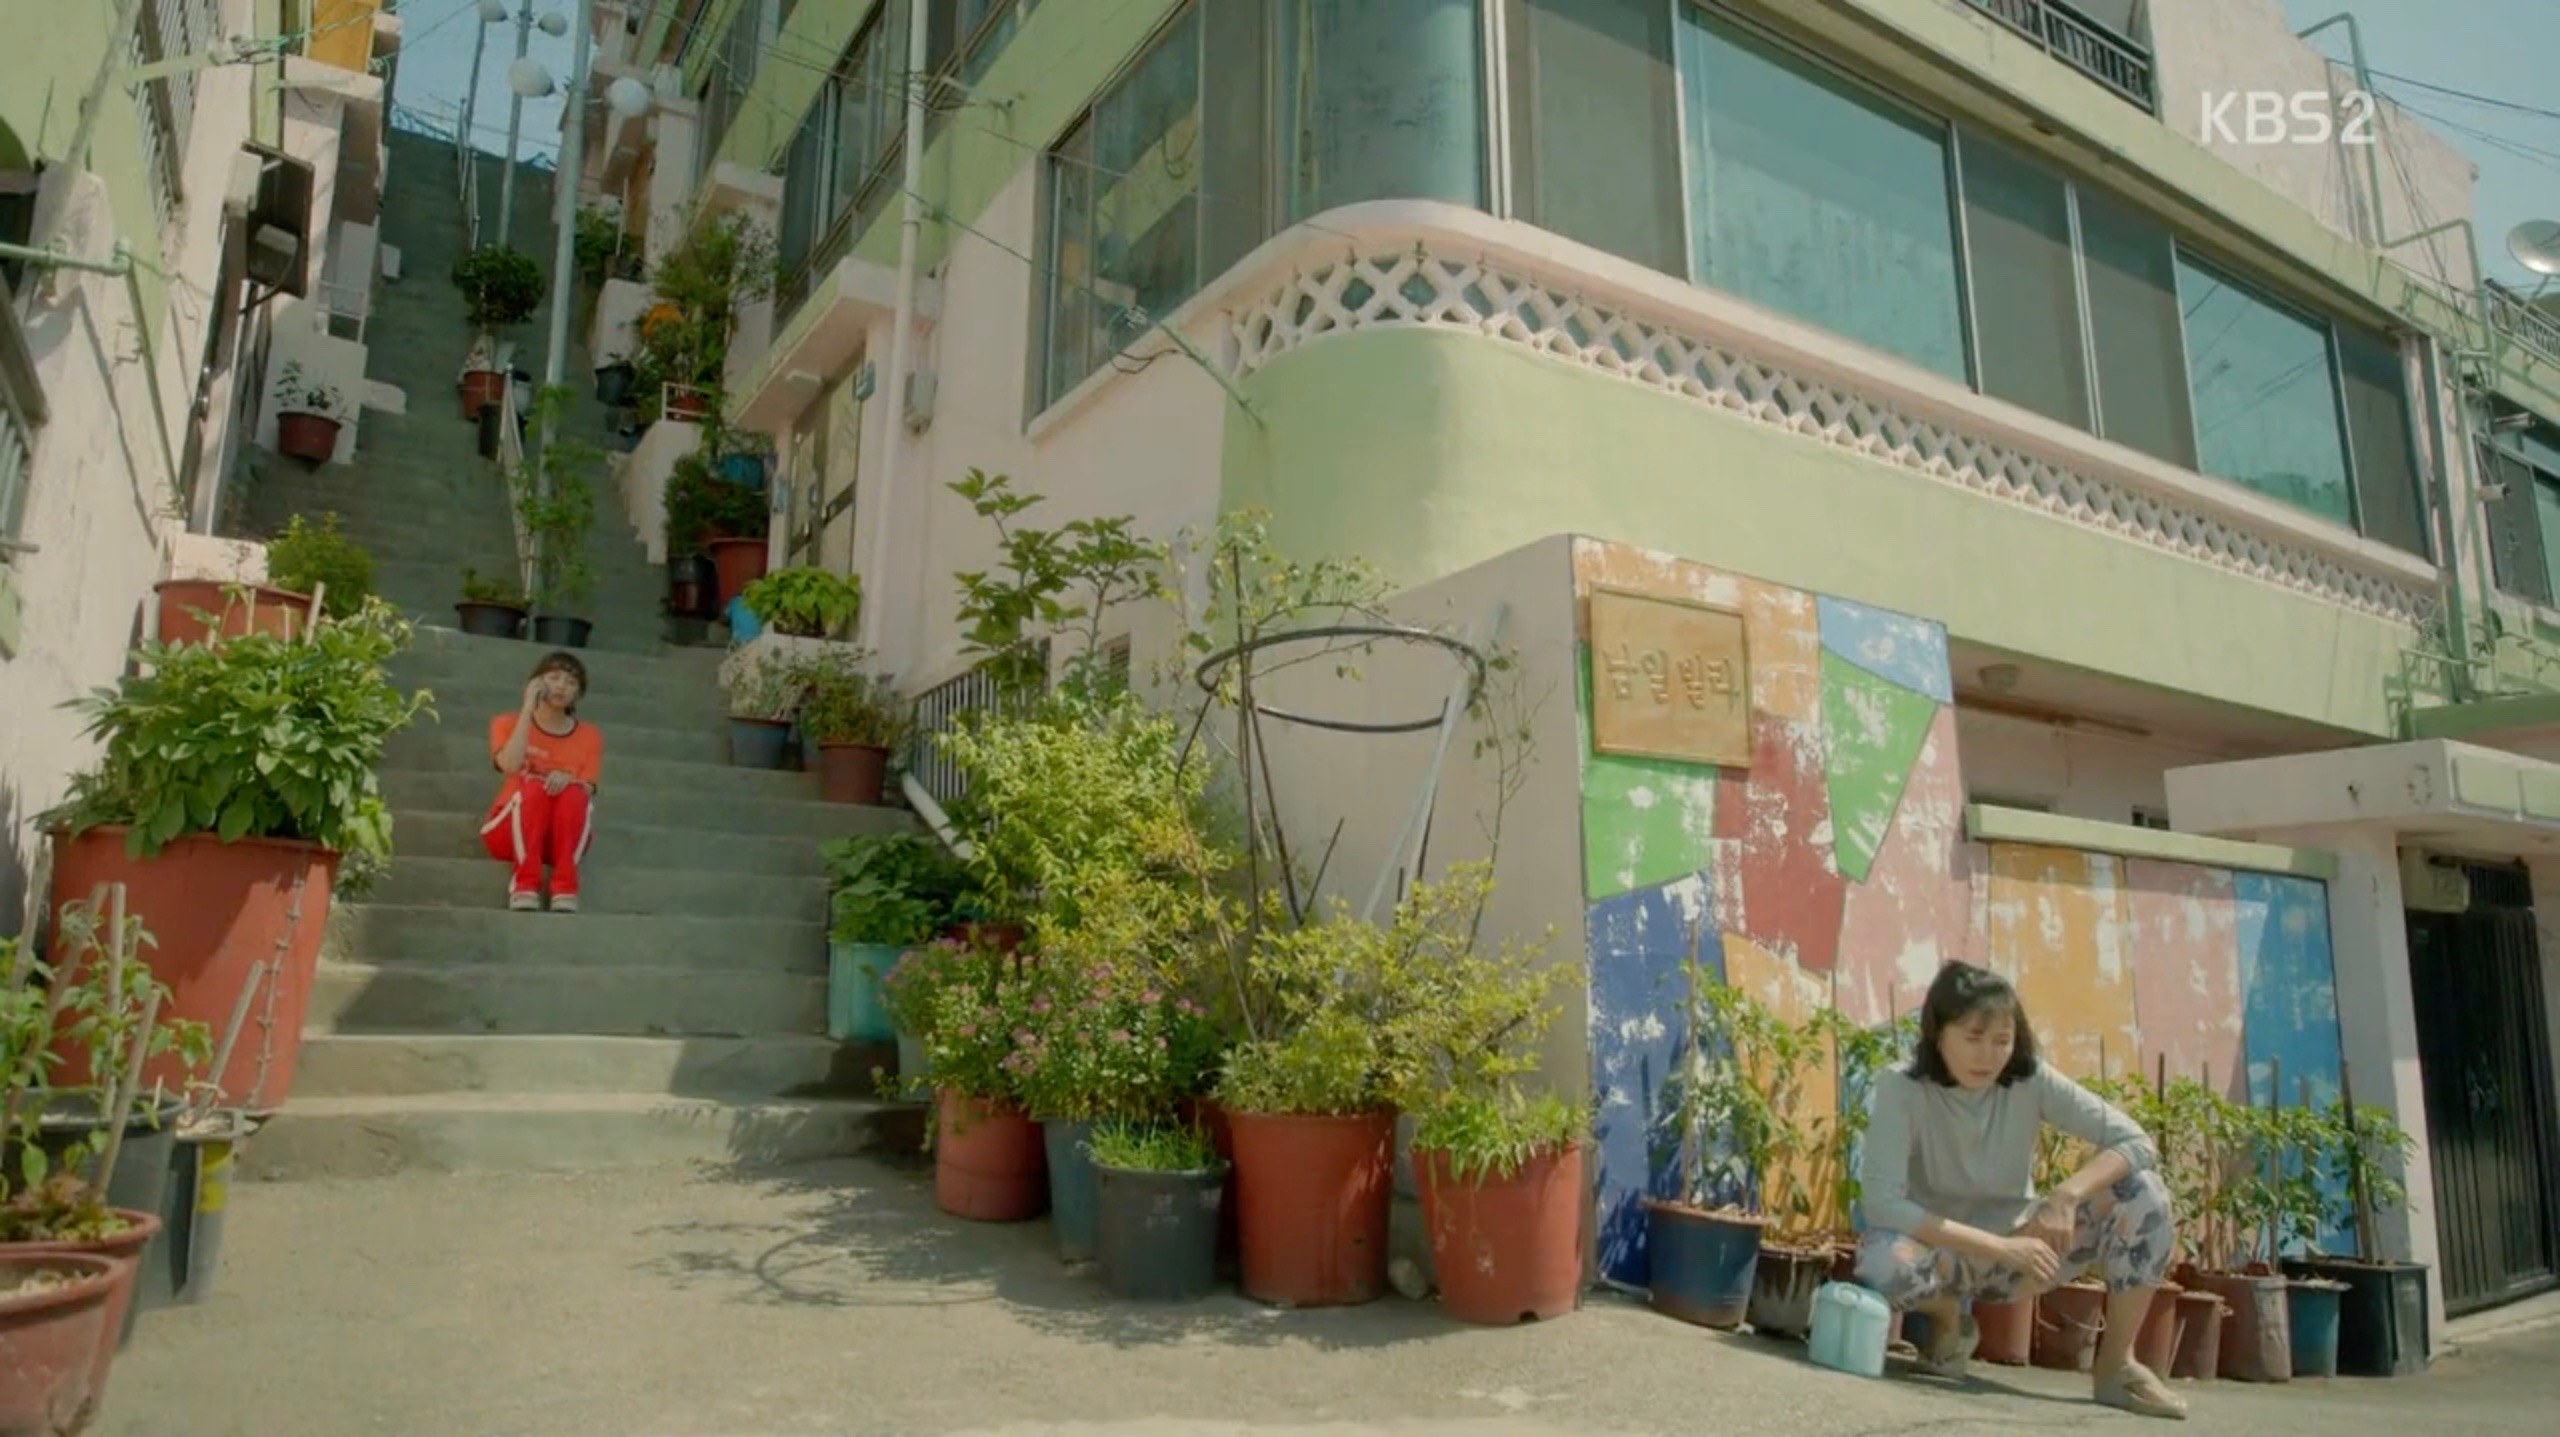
xmin=1859 ymin=1064 xmax=2159 ymax=1236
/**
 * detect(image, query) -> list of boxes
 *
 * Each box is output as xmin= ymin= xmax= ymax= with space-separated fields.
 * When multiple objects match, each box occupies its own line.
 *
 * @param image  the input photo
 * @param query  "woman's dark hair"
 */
xmin=530 ymin=651 xmax=588 ymax=713
xmin=1906 ymin=961 xmax=2040 ymax=1087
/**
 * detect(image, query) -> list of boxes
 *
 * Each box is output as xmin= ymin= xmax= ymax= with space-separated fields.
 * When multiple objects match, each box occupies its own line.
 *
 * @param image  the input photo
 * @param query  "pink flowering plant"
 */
xmin=881 ymin=935 xmax=1026 ymax=1104
xmin=1008 ymin=957 xmax=1220 ymax=1122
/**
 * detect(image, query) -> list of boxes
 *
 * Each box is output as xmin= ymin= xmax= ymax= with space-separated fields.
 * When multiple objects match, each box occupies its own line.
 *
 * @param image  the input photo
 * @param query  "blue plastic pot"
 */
xmin=827 ymin=941 xmax=900 ymax=1043
xmin=2287 ymin=1277 xmax=2348 ymax=1378
xmin=1643 ymin=1200 xmax=1765 ymax=1330
xmin=718 ymin=453 xmax=767 ymax=490
xmin=727 ymin=717 xmax=792 ymax=769
xmin=1043 ymin=1120 xmax=1100 ymax=1263
xmin=726 ymin=595 xmax=762 ymax=642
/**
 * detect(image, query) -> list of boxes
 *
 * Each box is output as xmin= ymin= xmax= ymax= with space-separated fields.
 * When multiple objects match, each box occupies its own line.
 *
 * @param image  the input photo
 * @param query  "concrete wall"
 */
xmin=1956 ymin=709 xmax=2243 ymax=825
xmin=1572 ymin=538 xmax=2347 ymax=1286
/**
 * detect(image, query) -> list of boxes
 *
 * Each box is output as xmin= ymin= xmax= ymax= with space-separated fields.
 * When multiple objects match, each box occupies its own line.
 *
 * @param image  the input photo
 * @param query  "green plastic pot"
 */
xmin=826 ymin=941 xmax=899 ymax=1043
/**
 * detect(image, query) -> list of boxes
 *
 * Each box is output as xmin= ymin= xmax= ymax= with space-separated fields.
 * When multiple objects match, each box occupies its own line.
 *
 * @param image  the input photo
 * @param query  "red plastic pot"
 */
xmin=2134 ymin=1281 xmax=2186 ymax=1375
xmin=48 ymin=827 xmax=339 ymax=1113
xmin=153 ymin=580 xmax=314 ymax=647
xmin=933 ymin=1091 xmax=1046 ymax=1222
xmin=707 ymin=537 xmax=767 ymax=610
xmin=666 ymin=387 xmax=710 ymax=420
xmin=817 ymin=743 xmax=889 ymax=805
xmin=2032 ymin=1280 xmax=2109 ymax=1371
xmin=14 ymin=1208 xmax=162 ymax=1425
xmin=460 ymin=368 xmax=506 ymax=419
xmin=0 ymin=1252 xmax=117 ymax=1437
xmin=276 ymin=411 xmax=341 ymax=465
xmin=2171 ymin=1287 xmax=2228 ymax=1381
xmin=1975 ymin=1295 xmax=2035 ymax=1365
xmin=1228 ymin=1110 xmax=1394 ymax=1308
xmin=1415 ymin=1143 xmax=1585 ymax=1325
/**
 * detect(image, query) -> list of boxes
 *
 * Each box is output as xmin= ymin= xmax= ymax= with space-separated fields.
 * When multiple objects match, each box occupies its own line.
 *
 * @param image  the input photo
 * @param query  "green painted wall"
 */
xmin=0 ymin=10 xmax=171 ymax=351
xmin=1221 ymin=328 xmax=2411 ymax=737
xmin=713 ymin=0 xmax=875 ymax=175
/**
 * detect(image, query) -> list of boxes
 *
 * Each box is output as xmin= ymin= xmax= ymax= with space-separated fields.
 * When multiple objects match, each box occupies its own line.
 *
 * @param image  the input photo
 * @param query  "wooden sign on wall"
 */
xmin=1588 ymin=586 xmax=1752 ymax=769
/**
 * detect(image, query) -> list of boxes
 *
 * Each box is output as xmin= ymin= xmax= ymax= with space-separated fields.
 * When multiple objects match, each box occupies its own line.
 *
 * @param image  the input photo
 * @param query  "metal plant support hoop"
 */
xmin=1190 ymin=622 xmax=1490 ymax=734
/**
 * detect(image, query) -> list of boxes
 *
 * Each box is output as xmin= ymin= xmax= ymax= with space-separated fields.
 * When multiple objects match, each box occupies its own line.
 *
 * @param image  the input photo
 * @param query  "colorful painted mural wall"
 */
xmin=1574 ymin=539 xmax=2345 ymax=1286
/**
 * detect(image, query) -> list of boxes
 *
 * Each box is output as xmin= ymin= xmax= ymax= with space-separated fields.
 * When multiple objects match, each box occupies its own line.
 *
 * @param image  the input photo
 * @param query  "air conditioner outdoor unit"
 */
xmin=239 ymin=142 xmax=316 ymax=298
xmin=2400 ymin=848 xmax=2471 ymax=915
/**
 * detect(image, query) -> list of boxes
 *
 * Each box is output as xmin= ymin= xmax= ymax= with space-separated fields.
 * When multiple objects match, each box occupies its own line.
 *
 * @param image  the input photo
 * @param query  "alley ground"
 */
xmin=96 ymin=1155 xmax=2560 ymax=1437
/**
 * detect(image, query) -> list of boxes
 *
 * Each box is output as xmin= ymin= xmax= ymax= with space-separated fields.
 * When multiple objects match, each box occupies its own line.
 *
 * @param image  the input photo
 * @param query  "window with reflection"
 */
xmin=1958 ymin=130 xmax=2087 ymax=428
xmin=1505 ymin=0 xmax=1684 ymax=275
xmin=2335 ymin=325 xmax=2427 ymax=556
xmin=1678 ymin=8 xmax=1969 ymax=383
xmin=1275 ymin=0 xmax=1485 ymax=220
xmin=2178 ymin=258 xmax=2354 ymax=526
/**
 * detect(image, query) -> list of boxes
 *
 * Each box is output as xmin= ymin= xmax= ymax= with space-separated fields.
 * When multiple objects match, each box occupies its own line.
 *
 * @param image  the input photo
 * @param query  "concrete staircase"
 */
xmin=235 ymin=132 xmax=903 ymax=1179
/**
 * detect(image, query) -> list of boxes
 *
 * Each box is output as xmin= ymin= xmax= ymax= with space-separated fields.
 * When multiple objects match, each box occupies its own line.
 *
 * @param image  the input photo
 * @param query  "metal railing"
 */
xmin=2489 ymin=285 xmax=2560 ymax=369
xmin=1959 ymin=0 xmax=2157 ymax=113
xmin=906 ymin=662 xmax=1008 ymax=809
xmin=496 ymin=377 xmax=534 ymax=598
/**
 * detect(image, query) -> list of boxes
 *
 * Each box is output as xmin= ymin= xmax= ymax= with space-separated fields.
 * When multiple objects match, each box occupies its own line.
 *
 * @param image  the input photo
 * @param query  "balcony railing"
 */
xmin=1960 ymin=0 xmax=2157 ymax=114
xmin=2489 ymin=284 xmax=2560 ymax=369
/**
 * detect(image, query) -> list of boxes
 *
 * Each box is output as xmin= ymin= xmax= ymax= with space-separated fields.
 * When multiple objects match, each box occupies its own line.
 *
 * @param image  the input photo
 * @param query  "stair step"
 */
xmin=379 ymin=742 xmax=818 ymax=802
xmin=391 ymin=712 xmax=724 ymax=765
xmin=322 ymin=906 xmax=826 ymax=971
xmin=383 ymin=776 xmax=900 ymax=839
xmin=389 ymin=811 xmax=850 ymax=873
xmin=240 ymin=1091 xmax=889 ymax=1179
xmin=397 ymin=676 xmax=730 ymax=729
xmin=367 ymin=856 xmax=828 ymax=919
xmin=308 ymin=961 xmax=827 ymax=1035
xmin=292 ymin=1033 xmax=878 ymax=1099
xmin=402 ymin=625 xmax=724 ymax=676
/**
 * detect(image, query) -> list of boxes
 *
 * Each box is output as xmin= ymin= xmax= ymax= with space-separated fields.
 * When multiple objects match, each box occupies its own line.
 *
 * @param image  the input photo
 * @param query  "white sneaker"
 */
xmin=509 ymin=889 xmax=540 ymax=912
xmin=550 ymin=893 xmax=579 ymax=914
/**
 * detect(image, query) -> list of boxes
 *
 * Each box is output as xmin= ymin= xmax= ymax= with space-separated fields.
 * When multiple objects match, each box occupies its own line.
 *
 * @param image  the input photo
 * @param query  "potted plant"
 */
xmin=883 ymin=933 xmax=1045 ymax=1222
xmin=2179 ymin=1080 xmax=2295 ymax=1382
xmin=1089 ymin=1119 xmax=1229 ymax=1301
xmin=2281 ymin=1093 xmax=2428 ymax=1377
xmin=798 ymin=657 xmax=908 ymax=805
xmin=741 ymin=567 xmax=861 ymax=640
xmin=664 ymin=451 xmax=770 ymax=612
xmin=819 ymin=833 xmax=968 ymax=1046
xmin=0 ymin=1250 xmax=118 ymax=1436
xmin=2027 ymin=1120 xmax=2112 ymax=1371
xmin=271 ymin=360 xmax=349 ymax=465
xmin=42 ymin=600 xmax=431 ymax=1113
xmin=635 ymin=212 xmax=774 ymax=426
xmin=450 ymin=245 xmax=545 ymax=418
xmin=152 ymin=576 xmax=313 ymax=650
xmin=455 ymin=568 xmax=530 ymax=639
xmin=265 ymin=512 xmax=375 ymax=621
xmin=721 ymin=644 xmax=806 ymax=769
xmin=2261 ymin=1097 xmax=2352 ymax=1379
xmin=517 ymin=390 xmax=600 ymax=648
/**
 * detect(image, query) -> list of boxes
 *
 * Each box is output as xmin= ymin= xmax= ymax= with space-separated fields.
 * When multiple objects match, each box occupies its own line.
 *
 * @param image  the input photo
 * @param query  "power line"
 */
xmin=2366 ymin=66 xmax=2560 ymax=127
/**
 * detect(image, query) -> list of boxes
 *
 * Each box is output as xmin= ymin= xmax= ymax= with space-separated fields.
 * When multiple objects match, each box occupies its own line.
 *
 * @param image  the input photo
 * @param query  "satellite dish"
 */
xmin=605 ymin=76 xmax=654 ymax=120
xmin=2510 ymin=220 xmax=2560 ymax=279
xmin=477 ymin=0 xmax=508 ymax=23
xmin=507 ymin=57 xmax=556 ymax=99
xmin=537 ymin=13 xmax=569 ymax=37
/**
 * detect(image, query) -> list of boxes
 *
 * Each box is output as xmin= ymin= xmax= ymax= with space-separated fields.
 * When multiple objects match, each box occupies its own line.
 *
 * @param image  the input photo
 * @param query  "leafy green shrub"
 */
xmin=1008 ymin=950 xmax=1221 ymax=1122
xmin=882 ymin=936 xmax=1026 ymax=1104
xmin=1411 ymin=1091 xmax=1586 ymax=1183
xmin=450 ymin=245 xmax=546 ymax=331
xmin=663 ymin=454 xmax=767 ymax=556
xmin=459 ymin=568 xmax=528 ymax=608
xmin=1086 ymin=1119 xmax=1222 ymax=1174
xmin=799 ymin=658 xmax=910 ymax=748
xmin=264 ymin=513 xmax=374 ymax=619
xmin=51 ymin=599 xmax=432 ymax=860
xmin=518 ymin=388 xmax=598 ymax=610
xmin=822 ymin=832 xmax=969 ymax=947
xmin=742 ymin=567 xmax=860 ymax=638
xmin=573 ymin=206 xmax=625 ymax=285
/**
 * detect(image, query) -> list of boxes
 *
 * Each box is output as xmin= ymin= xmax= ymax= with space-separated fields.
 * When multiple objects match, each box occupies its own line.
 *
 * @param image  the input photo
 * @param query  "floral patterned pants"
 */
xmin=1855 ymin=1169 xmax=2177 ymax=1308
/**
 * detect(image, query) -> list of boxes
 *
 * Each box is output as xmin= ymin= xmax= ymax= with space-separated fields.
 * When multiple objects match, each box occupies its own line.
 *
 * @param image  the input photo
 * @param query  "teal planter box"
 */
xmin=827 ymin=941 xmax=900 ymax=1042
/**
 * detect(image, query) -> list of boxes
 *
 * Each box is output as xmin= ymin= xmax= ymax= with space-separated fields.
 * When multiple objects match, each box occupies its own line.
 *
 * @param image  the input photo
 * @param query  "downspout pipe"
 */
xmin=2296 ymin=13 xmax=2393 ymax=254
xmin=859 ymin=0 xmax=930 ymax=661
xmin=2416 ymin=334 xmax=2473 ymax=698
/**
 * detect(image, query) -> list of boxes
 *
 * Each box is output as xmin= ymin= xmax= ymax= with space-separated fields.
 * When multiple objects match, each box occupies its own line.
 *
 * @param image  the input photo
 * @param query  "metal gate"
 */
xmin=2405 ymin=863 xmax=2560 ymax=1315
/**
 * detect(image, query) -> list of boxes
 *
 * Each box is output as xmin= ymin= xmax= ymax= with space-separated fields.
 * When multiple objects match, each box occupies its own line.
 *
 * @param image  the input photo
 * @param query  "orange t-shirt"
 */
xmin=488 ymin=713 xmax=605 ymax=794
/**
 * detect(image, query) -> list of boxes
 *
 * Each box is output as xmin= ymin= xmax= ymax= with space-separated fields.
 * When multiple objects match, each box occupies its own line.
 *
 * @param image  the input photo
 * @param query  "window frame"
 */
xmin=2170 ymin=246 xmax=2365 ymax=534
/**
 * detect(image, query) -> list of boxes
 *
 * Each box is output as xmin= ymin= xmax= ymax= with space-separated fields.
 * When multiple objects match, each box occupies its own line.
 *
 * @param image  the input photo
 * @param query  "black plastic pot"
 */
xmin=531 ymin=615 xmax=593 ymax=648
xmin=7 ymin=1091 xmax=182 ymax=1340
xmin=148 ymin=1110 xmax=249 ymax=1308
xmin=667 ymin=553 xmax=717 ymax=619
xmin=594 ymin=361 xmax=636 ymax=407
xmin=1096 ymin=1161 xmax=1227 ymax=1300
xmin=1747 ymin=1242 xmax=1829 ymax=1339
xmin=2283 ymin=1256 xmax=2430 ymax=1376
xmin=454 ymin=601 xmax=527 ymax=639
xmin=476 ymin=402 xmax=502 ymax=459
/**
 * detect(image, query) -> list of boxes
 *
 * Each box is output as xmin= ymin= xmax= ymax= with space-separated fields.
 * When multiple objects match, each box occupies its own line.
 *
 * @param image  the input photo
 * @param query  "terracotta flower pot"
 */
xmin=2031 ymin=1279 xmax=2110 ymax=1371
xmin=2171 ymin=1288 xmax=2228 ymax=1381
xmin=153 ymin=580 xmax=313 ymax=647
xmin=817 ymin=743 xmax=890 ymax=805
xmin=1228 ymin=1109 xmax=1394 ymax=1307
xmin=706 ymin=536 xmax=767 ymax=610
xmin=13 ymin=1208 xmax=164 ymax=1425
xmin=666 ymin=387 xmax=710 ymax=420
xmin=1974 ymin=1295 xmax=2036 ymax=1365
xmin=933 ymin=1091 xmax=1047 ymax=1222
xmin=0 ymin=1253 xmax=118 ymax=1437
xmin=47 ymin=827 xmax=338 ymax=1113
xmin=275 ymin=411 xmax=342 ymax=465
xmin=460 ymin=368 xmax=506 ymax=419
xmin=1414 ymin=1143 xmax=1585 ymax=1325
xmin=2134 ymin=1281 xmax=2186 ymax=1374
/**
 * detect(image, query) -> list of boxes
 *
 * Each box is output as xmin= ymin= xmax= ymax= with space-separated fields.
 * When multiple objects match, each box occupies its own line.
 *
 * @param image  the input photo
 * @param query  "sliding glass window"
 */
xmin=1677 ymin=8 xmax=1969 ymax=383
xmin=1274 ymin=0 xmax=1485 ymax=221
xmin=1505 ymin=0 xmax=1685 ymax=276
xmin=1957 ymin=130 xmax=2088 ymax=429
xmin=2075 ymin=189 xmax=2195 ymax=470
xmin=2177 ymin=257 xmax=2354 ymax=527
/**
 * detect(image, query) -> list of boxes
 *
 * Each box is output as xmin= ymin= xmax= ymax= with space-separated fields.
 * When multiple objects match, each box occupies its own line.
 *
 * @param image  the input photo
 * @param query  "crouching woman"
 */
xmin=1855 ymin=961 xmax=2186 ymax=1420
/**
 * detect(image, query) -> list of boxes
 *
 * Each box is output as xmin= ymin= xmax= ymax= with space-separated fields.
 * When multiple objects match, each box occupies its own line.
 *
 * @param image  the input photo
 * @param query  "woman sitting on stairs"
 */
xmin=480 ymin=652 xmax=604 ymax=913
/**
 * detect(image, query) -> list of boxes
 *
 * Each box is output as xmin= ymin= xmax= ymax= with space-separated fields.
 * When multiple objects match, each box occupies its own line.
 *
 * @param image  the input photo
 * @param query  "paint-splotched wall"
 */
xmin=1573 ymin=540 xmax=2344 ymax=1285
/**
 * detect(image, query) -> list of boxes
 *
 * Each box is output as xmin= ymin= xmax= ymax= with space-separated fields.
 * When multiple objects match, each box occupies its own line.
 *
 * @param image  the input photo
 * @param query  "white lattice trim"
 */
xmin=1222 ymin=249 xmax=2433 ymax=626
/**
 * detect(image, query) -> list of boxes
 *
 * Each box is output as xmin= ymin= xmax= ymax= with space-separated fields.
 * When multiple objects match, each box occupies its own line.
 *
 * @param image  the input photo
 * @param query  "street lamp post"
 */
xmin=495 ymin=4 xmax=568 ymax=247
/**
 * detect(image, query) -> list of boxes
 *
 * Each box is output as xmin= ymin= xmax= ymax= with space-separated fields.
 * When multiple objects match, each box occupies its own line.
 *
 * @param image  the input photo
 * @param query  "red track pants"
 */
xmin=480 ymin=775 xmax=594 ymax=899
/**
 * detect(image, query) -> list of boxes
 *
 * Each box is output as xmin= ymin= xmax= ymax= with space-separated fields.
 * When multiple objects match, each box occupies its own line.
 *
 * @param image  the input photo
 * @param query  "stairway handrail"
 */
xmin=496 ymin=378 xmax=533 ymax=600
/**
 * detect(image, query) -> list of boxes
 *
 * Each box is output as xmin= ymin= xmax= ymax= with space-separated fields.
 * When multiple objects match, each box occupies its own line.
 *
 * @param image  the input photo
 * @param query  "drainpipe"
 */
xmin=0 ymin=239 xmax=186 ymax=518
xmin=2296 ymin=13 xmax=2393 ymax=253
xmin=2416 ymin=334 xmax=2474 ymax=698
xmin=858 ymin=0 xmax=930 ymax=663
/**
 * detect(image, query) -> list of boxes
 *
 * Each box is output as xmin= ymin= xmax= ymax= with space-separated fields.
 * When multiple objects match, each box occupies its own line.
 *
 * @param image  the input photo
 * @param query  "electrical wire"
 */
xmin=2365 ymin=67 xmax=2560 ymax=127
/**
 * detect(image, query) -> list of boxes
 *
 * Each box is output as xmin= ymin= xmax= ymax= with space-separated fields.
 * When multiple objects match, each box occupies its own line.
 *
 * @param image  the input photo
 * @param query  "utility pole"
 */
xmin=532 ymin=0 xmax=598 ymax=625
xmin=495 ymin=4 xmax=536 ymax=246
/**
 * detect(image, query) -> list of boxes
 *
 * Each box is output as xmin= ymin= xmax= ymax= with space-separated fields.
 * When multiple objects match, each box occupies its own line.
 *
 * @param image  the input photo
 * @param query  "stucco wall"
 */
xmin=1570 ymin=538 xmax=2346 ymax=1285
xmin=1956 ymin=709 xmax=2245 ymax=825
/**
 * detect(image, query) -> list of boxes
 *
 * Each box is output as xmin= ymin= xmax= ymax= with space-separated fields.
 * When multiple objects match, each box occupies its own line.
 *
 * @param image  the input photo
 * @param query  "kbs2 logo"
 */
xmin=2201 ymin=91 xmax=2380 ymax=146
